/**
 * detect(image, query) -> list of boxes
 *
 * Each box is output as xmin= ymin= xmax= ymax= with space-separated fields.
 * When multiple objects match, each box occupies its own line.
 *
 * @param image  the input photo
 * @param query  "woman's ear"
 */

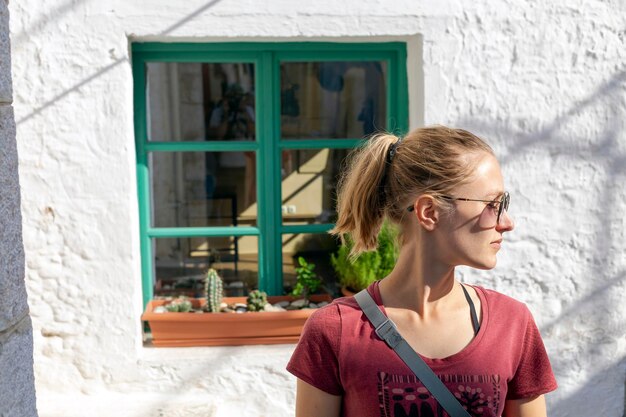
xmin=411 ymin=196 xmax=439 ymax=231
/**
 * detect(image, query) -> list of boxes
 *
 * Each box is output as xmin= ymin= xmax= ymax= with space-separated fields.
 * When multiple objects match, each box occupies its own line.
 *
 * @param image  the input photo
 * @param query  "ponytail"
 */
xmin=330 ymin=133 xmax=399 ymax=257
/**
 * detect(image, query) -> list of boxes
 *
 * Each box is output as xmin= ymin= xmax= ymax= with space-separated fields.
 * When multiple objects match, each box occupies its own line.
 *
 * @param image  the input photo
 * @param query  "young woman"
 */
xmin=287 ymin=126 xmax=557 ymax=417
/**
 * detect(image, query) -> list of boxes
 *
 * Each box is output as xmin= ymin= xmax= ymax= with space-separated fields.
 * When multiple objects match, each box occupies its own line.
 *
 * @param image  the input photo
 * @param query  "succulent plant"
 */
xmin=165 ymin=296 xmax=193 ymax=313
xmin=246 ymin=289 xmax=268 ymax=312
xmin=204 ymin=268 xmax=223 ymax=313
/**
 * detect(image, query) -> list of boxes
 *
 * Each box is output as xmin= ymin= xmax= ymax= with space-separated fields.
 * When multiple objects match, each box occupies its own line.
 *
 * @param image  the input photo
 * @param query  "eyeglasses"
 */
xmin=407 ymin=191 xmax=510 ymax=225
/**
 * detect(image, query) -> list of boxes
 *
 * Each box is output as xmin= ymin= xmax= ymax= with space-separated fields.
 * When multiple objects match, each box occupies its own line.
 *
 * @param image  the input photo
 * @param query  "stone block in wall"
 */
xmin=0 ymin=2 xmax=12 ymax=103
xmin=0 ymin=315 xmax=38 ymax=417
xmin=0 ymin=105 xmax=28 ymax=330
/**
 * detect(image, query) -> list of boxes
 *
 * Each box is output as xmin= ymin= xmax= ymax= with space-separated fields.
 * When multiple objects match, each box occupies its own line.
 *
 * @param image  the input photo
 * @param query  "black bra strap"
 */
xmin=461 ymin=284 xmax=480 ymax=336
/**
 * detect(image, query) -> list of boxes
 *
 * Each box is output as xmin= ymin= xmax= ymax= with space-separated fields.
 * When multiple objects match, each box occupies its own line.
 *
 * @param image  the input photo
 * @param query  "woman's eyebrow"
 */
xmin=484 ymin=191 xmax=504 ymax=199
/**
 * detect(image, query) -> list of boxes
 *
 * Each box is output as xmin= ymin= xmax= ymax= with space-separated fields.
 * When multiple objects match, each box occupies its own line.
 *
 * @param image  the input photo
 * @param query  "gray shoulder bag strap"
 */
xmin=355 ymin=289 xmax=472 ymax=417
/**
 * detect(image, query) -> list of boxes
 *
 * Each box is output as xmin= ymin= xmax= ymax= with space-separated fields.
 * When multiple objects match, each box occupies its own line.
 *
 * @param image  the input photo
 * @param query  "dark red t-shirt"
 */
xmin=287 ymin=282 xmax=557 ymax=417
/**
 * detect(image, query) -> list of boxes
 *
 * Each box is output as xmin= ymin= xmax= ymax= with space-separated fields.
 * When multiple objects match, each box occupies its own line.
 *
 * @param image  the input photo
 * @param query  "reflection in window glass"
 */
xmin=280 ymin=61 xmax=387 ymax=139
xmin=146 ymin=62 xmax=255 ymax=142
xmin=154 ymin=236 xmax=259 ymax=298
xmin=280 ymin=148 xmax=350 ymax=225
xmin=150 ymin=151 xmax=257 ymax=228
xmin=282 ymin=233 xmax=339 ymax=295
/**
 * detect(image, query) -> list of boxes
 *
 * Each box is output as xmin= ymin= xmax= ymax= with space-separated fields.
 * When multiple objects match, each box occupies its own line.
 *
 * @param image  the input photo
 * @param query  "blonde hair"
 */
xmin=330 ymin=125 xmax=494 ymax=257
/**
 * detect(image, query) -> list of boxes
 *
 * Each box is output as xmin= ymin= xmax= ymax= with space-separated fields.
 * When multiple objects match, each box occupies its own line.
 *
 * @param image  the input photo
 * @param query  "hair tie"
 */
xmin=381 ymin=138 xmax=403 ymax=197
xmin=386 ymin=138 xmax=402 ymax=164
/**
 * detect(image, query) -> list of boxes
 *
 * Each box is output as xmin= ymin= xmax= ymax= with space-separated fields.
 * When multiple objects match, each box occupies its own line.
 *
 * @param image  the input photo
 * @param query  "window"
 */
xmin=133 ymin=42 xmax=408 ymax=307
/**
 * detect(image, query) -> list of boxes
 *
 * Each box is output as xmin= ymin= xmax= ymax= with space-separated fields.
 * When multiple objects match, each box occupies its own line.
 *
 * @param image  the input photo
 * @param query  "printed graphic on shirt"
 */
xmin=377 ymin=371 xmax=502 ymax=417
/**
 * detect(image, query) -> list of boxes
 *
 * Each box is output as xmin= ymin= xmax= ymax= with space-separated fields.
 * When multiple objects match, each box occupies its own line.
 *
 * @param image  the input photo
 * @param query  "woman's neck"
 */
xmin=378 ymin=239 xmax=459 ymax=316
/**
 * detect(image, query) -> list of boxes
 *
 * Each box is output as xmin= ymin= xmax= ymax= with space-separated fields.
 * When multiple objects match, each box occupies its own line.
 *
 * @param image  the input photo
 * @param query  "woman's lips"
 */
xmin=491 ymin=239 xmax=503 ymax=249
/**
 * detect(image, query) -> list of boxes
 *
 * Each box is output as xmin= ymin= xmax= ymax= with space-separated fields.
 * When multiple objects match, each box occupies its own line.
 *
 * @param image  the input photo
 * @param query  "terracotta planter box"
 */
xmin=142 ymin=295 xmax=332 ymax=347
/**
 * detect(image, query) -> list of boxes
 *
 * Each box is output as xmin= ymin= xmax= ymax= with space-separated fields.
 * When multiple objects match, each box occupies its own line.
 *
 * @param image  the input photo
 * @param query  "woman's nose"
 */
xmin=497 ymin=210 xmax=515 ymax=232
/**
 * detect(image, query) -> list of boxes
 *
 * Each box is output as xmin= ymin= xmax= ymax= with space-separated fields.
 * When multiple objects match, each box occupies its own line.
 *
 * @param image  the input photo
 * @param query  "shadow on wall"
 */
xmin=11 ymin=0 xmax=94 ymax=47
xmin=15 ymin=0 xmax=225 ymax=126
xmin=499 ymin=70 xmax=625 ymax=165
xmin=137 ymin=346 xmax=293 ymax=416
xmin=458 ymin=69 xmax=626 ymax=416
xmin=549 ymin=358 xmax=626 ymax=417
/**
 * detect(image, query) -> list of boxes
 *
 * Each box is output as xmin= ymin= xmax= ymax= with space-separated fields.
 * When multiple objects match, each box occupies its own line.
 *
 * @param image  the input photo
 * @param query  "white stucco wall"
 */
xmin=9 ymin=0 xmax=626 ymax=416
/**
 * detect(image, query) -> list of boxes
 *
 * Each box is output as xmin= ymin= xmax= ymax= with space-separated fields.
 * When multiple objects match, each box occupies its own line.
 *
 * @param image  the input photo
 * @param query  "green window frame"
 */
xmin=132 ymin=42 xmax=408 ymax=308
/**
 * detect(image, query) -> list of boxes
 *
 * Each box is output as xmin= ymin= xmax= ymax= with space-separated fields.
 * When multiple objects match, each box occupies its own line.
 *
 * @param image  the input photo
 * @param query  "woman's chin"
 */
xmin=465 ymin=256 xmax=497 ymax=270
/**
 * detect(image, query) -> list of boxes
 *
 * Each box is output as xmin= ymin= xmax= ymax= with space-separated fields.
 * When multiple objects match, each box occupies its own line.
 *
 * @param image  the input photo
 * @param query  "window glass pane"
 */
xmin=280 ymin=148 xmax=350 ymax=225
xmin=154 ymin=236 xmax=259 ymax=298
xmin=146 ymin=62 xmax=255 ymax=141
xmin=150 ymin=151 xmax=257 ymax=227
xmin=280 ymin=61 xmax=387 ymax=139
xmin=282 ymin=233 xmax=339 ymax=295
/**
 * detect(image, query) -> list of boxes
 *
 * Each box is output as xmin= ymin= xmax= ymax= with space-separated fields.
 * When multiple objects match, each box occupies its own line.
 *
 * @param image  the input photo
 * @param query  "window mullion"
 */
xmin=257 ymin=51 xmax=283 ymax=295
xmin=279 ymin=139 xmax=364 ymax=150
xmin=145 ymin=141 xmax=259 ymax=153
xmin=148 ymin=226 xmax=260 ymax=238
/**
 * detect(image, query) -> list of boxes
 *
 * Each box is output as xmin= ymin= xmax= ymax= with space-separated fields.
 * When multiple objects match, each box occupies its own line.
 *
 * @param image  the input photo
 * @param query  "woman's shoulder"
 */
xmin=304 ymin=295 xmax=363 ymax=326
xmin=296 ymin=295 xmax=362 ymax=346
xmin=310 ymin=294 xmax=361 ymax=316
xmin=472 ymin=285 xmax=533 ymax=317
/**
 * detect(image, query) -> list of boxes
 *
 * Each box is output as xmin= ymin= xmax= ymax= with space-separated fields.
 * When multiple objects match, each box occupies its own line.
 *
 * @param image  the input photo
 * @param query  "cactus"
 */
xmin=246 ymin=290 xmax=268 ymax=312
xmin=204 ymin=268 xmax=223 ymax=313
xmin=165 ymin=296 xmax=192 ymax=313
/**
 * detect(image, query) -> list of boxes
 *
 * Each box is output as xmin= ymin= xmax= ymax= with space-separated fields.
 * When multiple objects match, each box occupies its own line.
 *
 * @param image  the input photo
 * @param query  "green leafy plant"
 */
xmin=291 ymin=256 xmax=322 ymax=307
xmin=246 ymin=289 xmax=268 ymax=312
xmin=330 ymin=221 xmax=399 ymax=292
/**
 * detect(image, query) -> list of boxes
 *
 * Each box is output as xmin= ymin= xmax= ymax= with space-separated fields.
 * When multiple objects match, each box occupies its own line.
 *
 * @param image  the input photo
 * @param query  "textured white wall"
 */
xmin=8 ymin=0 xmax=626 ymax=416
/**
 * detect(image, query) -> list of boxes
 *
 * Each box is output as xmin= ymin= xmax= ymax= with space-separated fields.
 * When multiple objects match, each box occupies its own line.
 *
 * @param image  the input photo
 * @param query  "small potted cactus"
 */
xmin=204 ymin=268 xmax=223 ymax=313
xmin=246 ymin=290 xmax=268 ymax=312
xmin=141 ymin=268 xmax=332 ymax=347
xmin=165 ymin=297 xmax=192 ymax=313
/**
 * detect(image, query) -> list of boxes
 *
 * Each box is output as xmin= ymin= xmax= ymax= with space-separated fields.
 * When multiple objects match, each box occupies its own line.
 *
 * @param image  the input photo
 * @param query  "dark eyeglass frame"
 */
xmin=407 ymin=191 xmax=510 ymax=224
